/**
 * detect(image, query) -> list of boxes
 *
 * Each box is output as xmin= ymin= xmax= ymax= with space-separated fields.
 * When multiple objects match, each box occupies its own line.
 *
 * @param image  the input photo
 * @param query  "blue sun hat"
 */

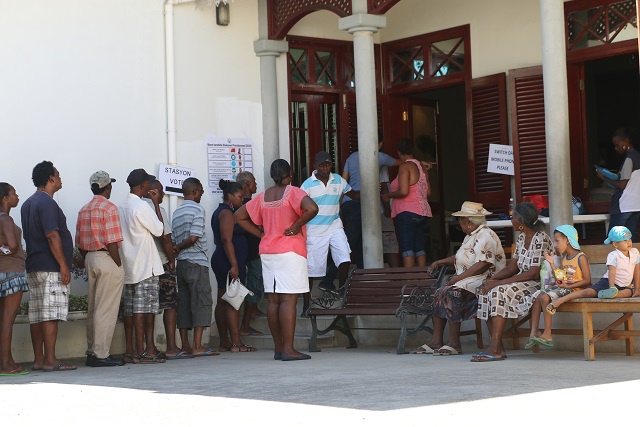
xmin=604 ymin=226 xmax=632 ymax=244
xmin=555 ymin=224 xmax=580 ymax=250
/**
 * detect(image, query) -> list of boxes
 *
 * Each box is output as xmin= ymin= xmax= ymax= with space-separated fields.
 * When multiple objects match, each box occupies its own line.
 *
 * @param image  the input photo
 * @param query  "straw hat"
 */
xmin=451 ymin=201 xmax=492 ymax=217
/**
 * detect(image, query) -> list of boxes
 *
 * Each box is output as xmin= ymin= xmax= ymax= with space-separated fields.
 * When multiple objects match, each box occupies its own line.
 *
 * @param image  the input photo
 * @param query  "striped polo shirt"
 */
xmin=171 ymin=200 xmax=209 ymax=267
xmin=300 ymin=171 xmax=351 ymax=237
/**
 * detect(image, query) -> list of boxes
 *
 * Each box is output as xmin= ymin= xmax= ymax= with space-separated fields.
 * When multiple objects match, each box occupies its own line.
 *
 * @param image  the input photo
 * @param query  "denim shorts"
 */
xmin=394 ymin=211 xmax=428 ymax=258
xmin=590 ymin=277 xmax=632 ymax=293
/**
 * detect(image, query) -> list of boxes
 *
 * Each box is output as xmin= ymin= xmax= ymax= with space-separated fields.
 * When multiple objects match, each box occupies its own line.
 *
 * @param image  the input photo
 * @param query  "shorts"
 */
xmin=245 ymin=257 xmax=264 ymax=303
xmin=158 ymin=263 xmax=178 ymax=310
xmin=540 ymin=285 xmax=573 ymax=301
xmin=590 ymin=277 xmax=633 ymax=293
xmin=395 ymin=211 xmax=428 ymax=258
xmin=306 ymin=230 xmax=351 ymax=278
xmin=176 ymin=261 xmax=213 ymax=329
xmin=123 ymin=276 xmax=160 ymax=316
xmin=27 ymin=272 xmax=68 ymax=323
xmin=0 ymin=271 xmax=29 ymax=297
xmin=381 ymin=214 xmax=399 ymax=254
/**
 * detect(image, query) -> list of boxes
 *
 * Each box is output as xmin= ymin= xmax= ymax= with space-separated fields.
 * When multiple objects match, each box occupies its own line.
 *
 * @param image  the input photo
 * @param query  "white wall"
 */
xmin=0 ymin=1 xmax=265 ymax=283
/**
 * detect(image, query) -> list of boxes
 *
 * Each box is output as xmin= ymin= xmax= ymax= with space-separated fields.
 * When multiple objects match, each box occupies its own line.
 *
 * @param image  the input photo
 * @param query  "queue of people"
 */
xmin=3 ymin=130 xmax=640 ymax=375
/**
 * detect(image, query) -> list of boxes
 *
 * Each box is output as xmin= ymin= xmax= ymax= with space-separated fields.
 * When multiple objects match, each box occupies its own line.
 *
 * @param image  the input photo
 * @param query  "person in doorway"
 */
xmin=235 ymin=159 xmax=318 ymax=361
xmin=75 ymin=171 xmax=125 ymax=367
xmin=173 ymin=177 xmax=217 ymax=357
xmin=119 ymin=168 xmax=166 ymax=364
xmin=143 ymin=180 xmax=190 ymax=360
xmin=21 ymin=161 xmax=76 ymax=372
xmin=414 ymin=202 xmax=506 ymax=356
xmin=473 ymin=202 xmax=552 ymax=361
xmin=382 ymin=138 xmax=432 ymax=267
xmin=300 ymin=151 xmax=357 ymax=316
xmin=236 ymin=171 xmax=266 ymax=336
xmin=0 ymin=182 xmax=30 ymax=376
xmin=598 ymin=127 xmax=640 ymax=241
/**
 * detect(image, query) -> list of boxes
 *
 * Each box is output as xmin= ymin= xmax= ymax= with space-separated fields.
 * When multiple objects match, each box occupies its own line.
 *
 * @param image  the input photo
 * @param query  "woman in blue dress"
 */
xmin=211 ymin=179 xmax=256 ymax=352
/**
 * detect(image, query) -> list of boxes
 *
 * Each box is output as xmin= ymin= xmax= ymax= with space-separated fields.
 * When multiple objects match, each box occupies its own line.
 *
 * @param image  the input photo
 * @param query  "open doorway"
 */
xmin=405 ymin=84 xmax=469 ymax=260
xmin=584 ymin=52 xmax=640 ymax=205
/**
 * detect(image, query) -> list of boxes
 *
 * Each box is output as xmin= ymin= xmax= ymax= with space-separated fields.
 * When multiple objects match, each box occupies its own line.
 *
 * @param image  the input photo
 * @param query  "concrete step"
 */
xmin=240 ymin=332 xmax=336 ymax=351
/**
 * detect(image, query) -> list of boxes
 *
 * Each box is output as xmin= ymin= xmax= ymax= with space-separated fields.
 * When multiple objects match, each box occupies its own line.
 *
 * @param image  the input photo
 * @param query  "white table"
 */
xmin=486 ymin=214 xmax=610 ymax=238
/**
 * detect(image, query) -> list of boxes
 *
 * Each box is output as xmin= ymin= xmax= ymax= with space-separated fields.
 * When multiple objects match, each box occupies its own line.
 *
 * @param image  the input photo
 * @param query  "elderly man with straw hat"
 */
xmin=413 ymin=201 xmax=506 ymax=356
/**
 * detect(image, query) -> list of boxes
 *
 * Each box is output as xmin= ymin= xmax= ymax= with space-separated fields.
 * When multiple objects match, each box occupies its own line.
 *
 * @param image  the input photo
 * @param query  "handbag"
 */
xmin=221 ymin=273 xmax=254 ymax=311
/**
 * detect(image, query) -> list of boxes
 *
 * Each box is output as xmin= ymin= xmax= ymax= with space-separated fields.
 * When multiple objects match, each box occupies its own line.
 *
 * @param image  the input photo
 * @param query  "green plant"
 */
xmin=17 ymin=294 xmax=89 ymax=315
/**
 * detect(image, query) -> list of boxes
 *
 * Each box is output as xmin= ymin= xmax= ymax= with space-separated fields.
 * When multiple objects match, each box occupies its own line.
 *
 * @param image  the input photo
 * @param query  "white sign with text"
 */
xmin=486 ymin=144 xmax=514 ymax=176
xmin=158 ymin=164 xmax=195 ymax=196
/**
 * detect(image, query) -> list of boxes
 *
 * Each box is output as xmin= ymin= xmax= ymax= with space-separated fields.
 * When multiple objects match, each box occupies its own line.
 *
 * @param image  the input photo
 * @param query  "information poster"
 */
xmin=486 ymin=144 xmax=514 ymax=176
xmin=206 ymin=136 xmax=254 ymax=194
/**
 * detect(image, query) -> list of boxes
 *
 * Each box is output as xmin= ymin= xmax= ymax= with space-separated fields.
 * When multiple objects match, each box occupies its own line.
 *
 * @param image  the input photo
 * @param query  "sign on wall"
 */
xmin=158 ymin=164 xmax=195 ymax=196
xmin=205 ymin=136 xmax=254 ymax=194
xmin=486 ymin=144 xmax=514 ymax=176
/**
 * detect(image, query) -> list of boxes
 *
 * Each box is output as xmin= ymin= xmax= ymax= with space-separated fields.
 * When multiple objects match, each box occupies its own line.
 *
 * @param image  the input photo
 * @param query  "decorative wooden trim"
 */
xmin=268 ymin=0 xmax=352 ymax=40
xmin=368 ymin=0 xmax=402 ymax=14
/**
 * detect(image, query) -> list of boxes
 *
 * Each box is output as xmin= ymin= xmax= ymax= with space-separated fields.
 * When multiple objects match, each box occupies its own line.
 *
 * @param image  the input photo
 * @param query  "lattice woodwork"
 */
xmin=368 ymin=0 xmax=402 ymax=14
xmin=268 ymin=0 xmax=352 ymax=39
xmin=566 ymin=0 xmax=637 ymax=51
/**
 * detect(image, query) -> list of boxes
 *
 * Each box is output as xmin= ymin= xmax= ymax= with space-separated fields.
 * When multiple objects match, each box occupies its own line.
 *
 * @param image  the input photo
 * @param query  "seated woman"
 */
xmin=414 ymin=202 xmax=506 ymax=355
xmin=473 ymin=202 xmax=553 ymax=361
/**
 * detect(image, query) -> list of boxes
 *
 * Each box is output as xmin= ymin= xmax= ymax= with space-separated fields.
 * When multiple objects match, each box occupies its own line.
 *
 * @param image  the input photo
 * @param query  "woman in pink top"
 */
xmin=235 ymin=159 xmax=318 ymax=361
xmin=382 ymin=138 xmax=432 ymax=267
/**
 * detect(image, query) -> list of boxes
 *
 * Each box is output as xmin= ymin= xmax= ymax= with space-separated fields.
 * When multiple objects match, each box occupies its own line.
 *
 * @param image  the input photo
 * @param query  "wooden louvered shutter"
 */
xmin=468 ymin=73 xmax=510 ymax=215
xmin=342 ymin=94 xmax=384 ymax=164
xmin=509 ymin=66 xmax=548 ymax=202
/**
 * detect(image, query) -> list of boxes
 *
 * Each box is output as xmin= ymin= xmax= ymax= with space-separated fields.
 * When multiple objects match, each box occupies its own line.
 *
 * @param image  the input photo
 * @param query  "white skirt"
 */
xmin=261 ymin=252 xmax=309 ymax=294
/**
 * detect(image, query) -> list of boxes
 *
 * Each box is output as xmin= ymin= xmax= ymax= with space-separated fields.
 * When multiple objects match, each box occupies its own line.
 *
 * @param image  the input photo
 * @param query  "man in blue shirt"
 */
xmin=21 ymin=161 xmax=76 ymax=372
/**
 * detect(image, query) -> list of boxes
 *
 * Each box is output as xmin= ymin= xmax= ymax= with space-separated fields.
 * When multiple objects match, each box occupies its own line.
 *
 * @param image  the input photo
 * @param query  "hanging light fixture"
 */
xmin=195 ymin=0 xmax=232 ymax=26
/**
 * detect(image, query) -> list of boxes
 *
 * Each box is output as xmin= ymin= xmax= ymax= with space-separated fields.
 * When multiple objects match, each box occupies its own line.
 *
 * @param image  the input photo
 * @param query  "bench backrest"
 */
xmin=345 ymin=267 xmax=438 ymax=310
xmin=580 ymin=243 xmax=640 ymax=265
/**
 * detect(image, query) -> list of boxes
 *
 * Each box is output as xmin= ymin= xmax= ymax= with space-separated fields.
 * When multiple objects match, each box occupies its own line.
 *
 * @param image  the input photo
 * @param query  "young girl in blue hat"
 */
xmin=525 ymin=225 xmax=591 ymax=348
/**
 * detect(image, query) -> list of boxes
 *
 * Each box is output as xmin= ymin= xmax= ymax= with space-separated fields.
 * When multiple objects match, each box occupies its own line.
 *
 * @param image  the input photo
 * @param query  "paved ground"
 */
xmin=2 ymin=346 xmax=639 ymax=425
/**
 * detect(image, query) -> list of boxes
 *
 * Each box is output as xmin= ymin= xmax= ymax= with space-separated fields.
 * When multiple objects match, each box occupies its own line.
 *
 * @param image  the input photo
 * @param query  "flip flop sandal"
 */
xmin=598 ymin=287 xmax=619 ymax=299
xmin=525 ymin=339 xmax=539 ymax=350
xmin=470 ymin=352 xmax=505 ymax=362
xmin=0 ymin=367 xmax=29 ymax=376
xmin=192 ymin=349 xmax=220 ymax=357
xmin=531 ymin=337 xmax=554 ymax=348
xmin=433 ymin=345 xmax=462 ymax=356
xmin=545 ymin=303 xmax=557 ymax=315
xmin=231 ymin=344 xmax=258 ymax=352
xmin=122 ymin=353 xmax=140 ymax=364
xmin=412 ymin=344 xmax=438 ymax=354
xmin=43 ymin=362 xmax=77 ymax=372
xmin=140 ymin=352 xmax=166 ymax=363
xmin=165 ymin=350 xmax=194 ymax=360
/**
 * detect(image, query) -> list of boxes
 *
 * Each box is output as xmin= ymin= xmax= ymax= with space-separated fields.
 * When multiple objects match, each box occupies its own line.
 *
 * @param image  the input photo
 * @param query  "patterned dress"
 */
xmin=433 ymin=225 xmax=506 ymax=322
xmin=477 ymin=231 xmax=552 ymax=320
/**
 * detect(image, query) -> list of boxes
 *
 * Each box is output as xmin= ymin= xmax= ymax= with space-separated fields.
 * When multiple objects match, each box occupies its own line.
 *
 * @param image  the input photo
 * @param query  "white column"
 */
xmin=541 ymin=0 xmax=572 ymax=231
xmin=254 ymin=39 xmax=288 ymax=187
xmin=340 ymin=13 xmax=386 ymax=268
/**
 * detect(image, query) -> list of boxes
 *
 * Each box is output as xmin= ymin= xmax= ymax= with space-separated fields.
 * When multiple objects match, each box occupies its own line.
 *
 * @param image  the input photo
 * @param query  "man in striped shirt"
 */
xmin=172 ymin=177 xmax=216 ymax=356
xmin=300 ymin=151 xmax=358 ymax=317
xmin=76 ymin=171 xmax=125 ymax=367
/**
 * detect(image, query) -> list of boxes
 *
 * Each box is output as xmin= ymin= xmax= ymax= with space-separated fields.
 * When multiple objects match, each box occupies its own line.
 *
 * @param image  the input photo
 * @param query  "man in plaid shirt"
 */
xmin=75 ymin=171 xmax=125 ymax=367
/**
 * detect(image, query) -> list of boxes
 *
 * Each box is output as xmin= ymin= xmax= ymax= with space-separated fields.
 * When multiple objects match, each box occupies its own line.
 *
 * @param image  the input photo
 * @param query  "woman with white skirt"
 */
xmin=235 ymin=159 xmax=318 ymax=361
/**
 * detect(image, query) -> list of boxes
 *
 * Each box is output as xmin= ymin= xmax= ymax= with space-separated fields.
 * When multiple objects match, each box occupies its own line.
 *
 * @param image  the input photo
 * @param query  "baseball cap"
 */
xmin=604 ymin=226 xmax=632 ymax=244
xmin=126 ymin=168 xmax=156 ymax=188
xmin=89 ymin=171 xmax=116 ymax=189
xmin=314 ymin=151 xmax=332 ymax=167
xmin=554 ymin=224 xmax=580 ymax=250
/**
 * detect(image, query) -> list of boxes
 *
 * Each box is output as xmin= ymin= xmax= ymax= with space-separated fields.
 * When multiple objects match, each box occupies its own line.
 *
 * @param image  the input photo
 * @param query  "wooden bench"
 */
xmin=505 ymin=243 xmax=640 ymax=360
xmin=308 ymin=266 xmax=483 ymax=354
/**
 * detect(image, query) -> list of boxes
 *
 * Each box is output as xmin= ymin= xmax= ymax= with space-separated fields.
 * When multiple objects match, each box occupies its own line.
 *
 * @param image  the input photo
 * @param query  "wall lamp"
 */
xmin=216 ymin=2 xmax=230 ymax=26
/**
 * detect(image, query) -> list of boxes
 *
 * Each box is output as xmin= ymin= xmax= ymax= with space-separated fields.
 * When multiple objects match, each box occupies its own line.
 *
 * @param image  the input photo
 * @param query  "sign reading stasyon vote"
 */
xmin=158 ymin=164 xmax=195 ymax=196
xmin=486 ymin=144 xmax=514 ymax=176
